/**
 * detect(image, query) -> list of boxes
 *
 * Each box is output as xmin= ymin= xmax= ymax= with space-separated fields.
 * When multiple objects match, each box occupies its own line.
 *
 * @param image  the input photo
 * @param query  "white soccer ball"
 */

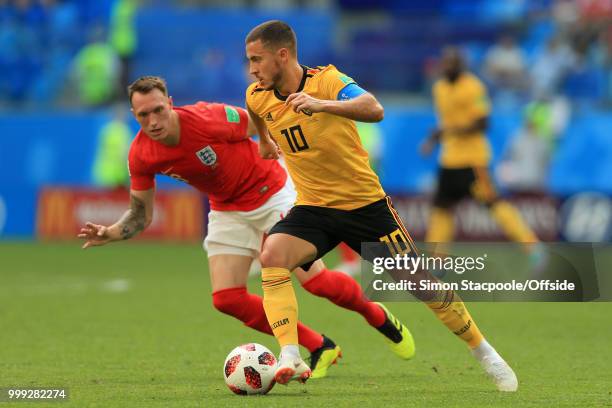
xmin=223 ymin=343 xmax=277 ymax=395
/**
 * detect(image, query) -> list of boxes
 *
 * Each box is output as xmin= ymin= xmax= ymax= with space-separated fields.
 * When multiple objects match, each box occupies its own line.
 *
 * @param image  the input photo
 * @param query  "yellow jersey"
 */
xmin=433 ymin=72 xmax=492 ymax=168
xmin=246 ymin=64 xmax=385 ymax=210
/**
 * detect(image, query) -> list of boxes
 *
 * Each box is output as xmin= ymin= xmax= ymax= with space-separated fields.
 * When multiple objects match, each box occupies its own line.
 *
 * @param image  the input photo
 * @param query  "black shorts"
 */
xmin=433 ymin=167 xmax=498 ymax=208
xmin=269 ymin=197 xmax=418 ymax=270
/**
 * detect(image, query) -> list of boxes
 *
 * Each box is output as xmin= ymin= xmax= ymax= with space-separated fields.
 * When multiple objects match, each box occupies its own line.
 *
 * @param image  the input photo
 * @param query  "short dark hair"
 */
xmin=245 ymin=20 xmax=297 ymax=56
xmin=128 ymin=76 xmax=168 ymax=105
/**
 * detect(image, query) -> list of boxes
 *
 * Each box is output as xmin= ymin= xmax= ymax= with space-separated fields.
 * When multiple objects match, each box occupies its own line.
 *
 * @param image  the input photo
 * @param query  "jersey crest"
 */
xmin=196 ymin=145 xmax=217 ymax=166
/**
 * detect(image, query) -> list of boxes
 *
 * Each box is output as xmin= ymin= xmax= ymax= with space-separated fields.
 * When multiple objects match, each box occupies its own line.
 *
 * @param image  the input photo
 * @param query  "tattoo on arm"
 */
xmin=118 ymin=194 xmax=147 ymax=240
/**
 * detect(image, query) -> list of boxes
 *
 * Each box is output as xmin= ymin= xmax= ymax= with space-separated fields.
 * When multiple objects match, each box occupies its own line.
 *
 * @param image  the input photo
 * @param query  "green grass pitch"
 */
xmin=1 ymin=242 xmax=611 ymax=407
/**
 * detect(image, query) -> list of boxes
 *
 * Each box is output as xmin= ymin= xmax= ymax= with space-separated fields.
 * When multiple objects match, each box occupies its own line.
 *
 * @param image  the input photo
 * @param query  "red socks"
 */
xmin=302 ymin=268 xmax=386 ymax=328
xmin=211 ymin=287 xmax=323 ymax=352
xmin=211 ymin=268 xmax=386 ymax=352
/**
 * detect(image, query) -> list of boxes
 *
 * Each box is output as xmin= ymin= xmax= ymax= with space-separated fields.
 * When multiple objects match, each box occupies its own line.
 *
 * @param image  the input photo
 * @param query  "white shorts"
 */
xmin=203 ymin=179 xmax=296 ymax=258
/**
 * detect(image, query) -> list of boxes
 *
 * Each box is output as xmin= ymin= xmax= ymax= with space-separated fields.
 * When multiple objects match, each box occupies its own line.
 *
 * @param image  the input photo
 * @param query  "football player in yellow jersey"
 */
xmin=245 ymin=21 xmax=517 ymax=391
xmin=421 ymin=47 xmax=542 ymax=260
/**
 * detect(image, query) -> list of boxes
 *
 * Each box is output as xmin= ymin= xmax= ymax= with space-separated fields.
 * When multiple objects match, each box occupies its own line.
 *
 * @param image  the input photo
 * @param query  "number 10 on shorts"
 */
xmin=379 ymin=228 xmax=411 ymax=257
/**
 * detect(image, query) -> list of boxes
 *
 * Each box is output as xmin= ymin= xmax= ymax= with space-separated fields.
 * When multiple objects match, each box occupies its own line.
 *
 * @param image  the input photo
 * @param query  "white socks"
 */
xmin=280 ymin=345 xmax=300 ymax=360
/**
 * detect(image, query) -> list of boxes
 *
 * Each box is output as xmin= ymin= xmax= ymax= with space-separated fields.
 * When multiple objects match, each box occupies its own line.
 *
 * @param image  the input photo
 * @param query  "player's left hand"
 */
xmin=77 ymin=222 xmax=114 ymax=249
xmin=285 ymin=92 xmax=325 ymax=115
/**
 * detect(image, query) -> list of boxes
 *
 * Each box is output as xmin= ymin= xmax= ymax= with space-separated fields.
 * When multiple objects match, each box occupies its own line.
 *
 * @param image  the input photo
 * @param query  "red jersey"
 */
xmin=128 ymin=102 xmax=287 ymax=211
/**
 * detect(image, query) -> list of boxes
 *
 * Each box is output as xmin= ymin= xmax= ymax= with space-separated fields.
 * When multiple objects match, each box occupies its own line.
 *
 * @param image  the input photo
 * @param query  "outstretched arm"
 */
xmin=78 ymin=188 xmax=154 ymax=249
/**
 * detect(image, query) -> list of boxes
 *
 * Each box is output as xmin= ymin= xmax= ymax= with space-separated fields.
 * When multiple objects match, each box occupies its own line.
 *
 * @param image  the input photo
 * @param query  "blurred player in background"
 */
xmin=77 ymin=75 xmax=414 ymax=379
xmin=246 ymin=20 xmax=517 ymax=391
xmin=92 ymin=105 xmax=132 ymax=189
xmin=421 ymin=47 xmax=543 ymax=265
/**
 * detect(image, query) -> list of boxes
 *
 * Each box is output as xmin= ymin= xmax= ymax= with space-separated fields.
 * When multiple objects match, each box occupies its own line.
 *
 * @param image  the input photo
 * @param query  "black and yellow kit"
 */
xmin=433 ymin=167 xmax=498 ymax=208
xmin=271 ymin=197 xmax=418 ymax=267
xmin=246 ymin=65 xmax=415 ymax=264
xmin=432 ymin=72 xmax=496 ymax=207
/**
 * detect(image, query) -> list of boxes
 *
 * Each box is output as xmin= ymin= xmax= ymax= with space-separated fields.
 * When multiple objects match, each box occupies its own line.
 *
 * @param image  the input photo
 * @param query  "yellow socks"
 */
xmin=491 ymin=200 xmax=538 ymax=244
xmin=426 ymin=289 xmax=483 ymax=348
xmin=426 ymin=207 xmax=455 ymax=243
xmin=261 ymin=267 xmax=299 ymax=347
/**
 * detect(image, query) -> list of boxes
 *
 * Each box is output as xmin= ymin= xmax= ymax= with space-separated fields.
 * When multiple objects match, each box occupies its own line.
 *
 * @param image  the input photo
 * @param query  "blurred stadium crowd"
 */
xmin=2 ymin=0 xmax=612 ymax=106
xmin=1 ymin=0 xmax=611 ymax=241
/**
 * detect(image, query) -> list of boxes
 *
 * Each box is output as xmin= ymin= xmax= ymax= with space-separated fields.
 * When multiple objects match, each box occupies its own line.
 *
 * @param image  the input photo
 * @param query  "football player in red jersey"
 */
xmin=77 ymin=76 xmax=414 ymax=378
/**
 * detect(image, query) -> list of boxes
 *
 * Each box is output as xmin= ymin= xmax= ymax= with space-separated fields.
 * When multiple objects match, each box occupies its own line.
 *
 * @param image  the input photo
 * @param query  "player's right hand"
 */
xmin=419 ymin=130 xmax=442 ymax=157
xmin=419 ymin=139 xmax=435 ymax=157
xmin=259 ymin=138 xmax=280 ymax=160
xmin=78 ymin=222 xmax=113 ymax=249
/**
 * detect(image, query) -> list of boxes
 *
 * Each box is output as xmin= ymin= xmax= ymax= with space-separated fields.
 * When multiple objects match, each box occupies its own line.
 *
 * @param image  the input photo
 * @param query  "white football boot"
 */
xmin=472 ymin=339 xmax=518 ymax=392
xmin=275 ymin=346 xmax=312 ymax=385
